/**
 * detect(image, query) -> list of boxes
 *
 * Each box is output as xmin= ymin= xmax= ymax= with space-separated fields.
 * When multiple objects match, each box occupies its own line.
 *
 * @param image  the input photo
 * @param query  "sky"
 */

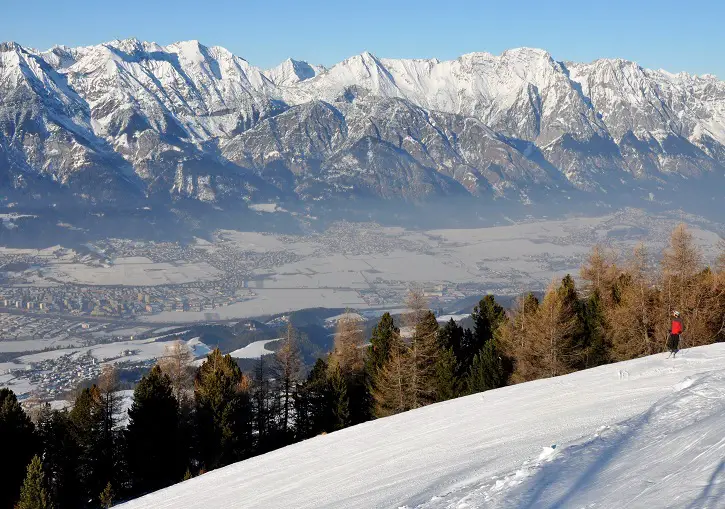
xmin=2 ymin=0 xmax=723 ymax=77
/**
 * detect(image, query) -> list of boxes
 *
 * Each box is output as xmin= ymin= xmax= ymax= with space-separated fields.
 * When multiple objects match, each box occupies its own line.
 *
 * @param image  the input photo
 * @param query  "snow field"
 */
xmin=118 ymin=343 xmax=725 ymax=509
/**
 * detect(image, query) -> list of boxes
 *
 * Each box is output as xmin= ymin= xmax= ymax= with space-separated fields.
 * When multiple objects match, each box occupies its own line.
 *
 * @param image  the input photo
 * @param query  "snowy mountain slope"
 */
xmin=2 ymin=39 xmax=725 ymax=205
xmin=0 ymin=41 xmax=141 ymax=203
xmin=264 ymin=58 xmax=325 ymax=87
xmin=118 ymin=343 xmax=725 ymax=509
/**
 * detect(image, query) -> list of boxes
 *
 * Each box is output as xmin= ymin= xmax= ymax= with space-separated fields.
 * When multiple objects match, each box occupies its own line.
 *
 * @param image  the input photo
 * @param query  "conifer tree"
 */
xmin=97 ymin=366 xmax=123 ymax=497
xmin=435 ymin=347 xmax=459 ymax=401
xmin=294 ymin=358 xmax=335 ymax=438
xmin=470 ymin=295 xmax=506 ymax=355
xmin=366 ymin=313 xmax=399 ymax=377
xmin=69 ymin=385 xmax=111 ymax=507
xmin=438 ymin=319 xmax=465 ymax=376
xmin=99 ymin=482 xmax=113 ymax=509
xmin=14 ymin=455 xmax=50 ymax=509
xmin=465 ymin=340 xmax=506 ymax=394
xmin=195 ymin=348 xmax=253 ymax=469
xmin=36 ymin=405 xmax=82 ymax=509
xmin=559 ymin=274 xmax=597 ymax=369
xmin=1 ymin=388 xmax=37 ymax=509
xmin=328 ymin=365 xmax=350 ymax=430
xmin=125 ymin=365 xmax=182 ymax=497
xmin=580 ymin=291 xmax=610 ymax=367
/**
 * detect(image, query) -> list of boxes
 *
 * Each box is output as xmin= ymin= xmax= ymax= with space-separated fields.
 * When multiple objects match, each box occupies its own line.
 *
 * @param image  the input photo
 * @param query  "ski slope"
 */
xmin=118 ymin=344 xmax=725 ymax=509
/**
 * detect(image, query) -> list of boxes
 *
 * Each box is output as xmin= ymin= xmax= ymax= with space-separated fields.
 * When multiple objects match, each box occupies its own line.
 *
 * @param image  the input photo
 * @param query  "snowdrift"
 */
xmin=118 ymin=344 xmax=725 ymax=509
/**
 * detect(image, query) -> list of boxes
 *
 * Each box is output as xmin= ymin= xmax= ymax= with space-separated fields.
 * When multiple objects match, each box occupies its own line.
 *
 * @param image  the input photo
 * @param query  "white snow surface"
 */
xmin=228 ymin=339 xmax=281 ymax=359
xmin=119 ymin=343 xmax=725 ymax=509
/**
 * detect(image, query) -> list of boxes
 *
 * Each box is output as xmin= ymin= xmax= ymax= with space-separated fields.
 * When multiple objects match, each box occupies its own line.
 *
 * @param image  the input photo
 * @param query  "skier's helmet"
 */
xmin=673 ymin=310 xmax=681 ymax=317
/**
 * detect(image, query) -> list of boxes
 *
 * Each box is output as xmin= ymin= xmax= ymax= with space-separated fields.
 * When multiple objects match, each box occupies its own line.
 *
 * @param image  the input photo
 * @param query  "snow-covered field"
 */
xmin=143 ymin=288 xmax=368 ymax=323
xmin=119 ymin=344 xmax=725 ymax=509
xmin=228 ymin=339 xmax=281 ymax=359
xmin=42 ymin=257 xmax=221 ymax=286
xmin=147 ymin=211 xmax=723 ymax=323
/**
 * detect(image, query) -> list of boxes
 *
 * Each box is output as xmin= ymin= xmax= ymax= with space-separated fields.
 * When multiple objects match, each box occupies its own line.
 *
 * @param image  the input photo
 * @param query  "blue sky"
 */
xmin=3 ymin=0 xmax=723 ymax=76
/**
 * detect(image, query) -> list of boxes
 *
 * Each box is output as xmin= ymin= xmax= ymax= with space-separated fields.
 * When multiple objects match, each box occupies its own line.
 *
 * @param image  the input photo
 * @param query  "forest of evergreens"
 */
xmin=2 ymin=224 xmax=724 ymax=509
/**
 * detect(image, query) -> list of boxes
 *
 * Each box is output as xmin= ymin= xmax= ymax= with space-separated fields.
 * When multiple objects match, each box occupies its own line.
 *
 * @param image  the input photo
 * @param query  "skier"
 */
xmin=667 ymin=310 xmax=683 ymax=357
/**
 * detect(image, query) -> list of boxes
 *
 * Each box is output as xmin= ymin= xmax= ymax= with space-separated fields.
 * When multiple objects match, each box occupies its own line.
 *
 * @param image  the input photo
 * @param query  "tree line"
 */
xmin=2 ymin=224 xmax=724 ymax=508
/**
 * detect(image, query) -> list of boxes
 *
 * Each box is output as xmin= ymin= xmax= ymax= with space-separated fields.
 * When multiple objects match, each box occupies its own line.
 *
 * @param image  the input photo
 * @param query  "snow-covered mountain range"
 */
xmin=1 ymin=39 xmax=724 ymax=207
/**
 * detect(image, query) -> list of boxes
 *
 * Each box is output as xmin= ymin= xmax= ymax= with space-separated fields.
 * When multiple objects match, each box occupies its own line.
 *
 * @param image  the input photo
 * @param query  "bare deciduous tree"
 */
xmin=159 ymin=340 xmax=195 ymax=406
xmin=275 ymin=323 xmax=302 ymax=435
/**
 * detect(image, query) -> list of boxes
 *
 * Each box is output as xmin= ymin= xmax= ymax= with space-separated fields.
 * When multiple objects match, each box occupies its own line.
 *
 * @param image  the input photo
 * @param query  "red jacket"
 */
xmin=671 ymin=318 xmax=683 ymax=335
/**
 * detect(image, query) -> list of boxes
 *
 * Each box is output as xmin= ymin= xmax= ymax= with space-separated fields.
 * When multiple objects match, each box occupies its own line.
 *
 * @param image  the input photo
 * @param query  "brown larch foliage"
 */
xmin=372 ymin=336 xmax=410 ymax=417
xmin=328 ymin=311 xmax=365 ymax=378
xmin=520 ymin=282 xmax=580 ymax=380
xmin=580 ymin=244 xmax=619 ymax=305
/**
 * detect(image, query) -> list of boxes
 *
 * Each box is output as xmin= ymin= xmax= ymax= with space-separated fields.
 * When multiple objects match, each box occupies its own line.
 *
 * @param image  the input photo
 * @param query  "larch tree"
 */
xmin=580 ymin=245 xmax=619 ymax=306
xmin=328 ymin=311 xmax=365 ymax=377
xmin=661 ymin=223 xmax=704 ymax=340
xmin=498 ymin=293 xmax=539 ymax=383
xmin=328 ymin=311 xmax=369 ymax=424
xmin=408 ymin=309 xmax=441 ymax=409
xmin=609 ymin=244 xmax=658 ymax=359
xmin=372 ymin=335 xmax=410 ymax=417
xmin=717 ymin=239 xmax=725 ymax=274
xmin=522 ymin=281 xmax=581 ymax=380
xmin=1 ymin=388 xmax=37 ymax=509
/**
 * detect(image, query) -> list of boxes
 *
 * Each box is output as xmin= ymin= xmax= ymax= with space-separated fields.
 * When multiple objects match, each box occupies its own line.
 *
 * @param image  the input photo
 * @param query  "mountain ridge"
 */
xmin=1 ymin=39 xmax=724 ymax=210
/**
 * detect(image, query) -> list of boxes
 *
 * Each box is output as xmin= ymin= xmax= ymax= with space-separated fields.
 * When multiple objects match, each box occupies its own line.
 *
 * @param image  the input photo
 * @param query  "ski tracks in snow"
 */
xmin=416 ymin=370 xmax=725 ymax=509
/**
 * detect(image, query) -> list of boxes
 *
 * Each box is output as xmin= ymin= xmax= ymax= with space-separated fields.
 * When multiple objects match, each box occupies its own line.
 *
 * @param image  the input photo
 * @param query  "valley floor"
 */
xmin=118 ymin=343 xmax=725 ymax=509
